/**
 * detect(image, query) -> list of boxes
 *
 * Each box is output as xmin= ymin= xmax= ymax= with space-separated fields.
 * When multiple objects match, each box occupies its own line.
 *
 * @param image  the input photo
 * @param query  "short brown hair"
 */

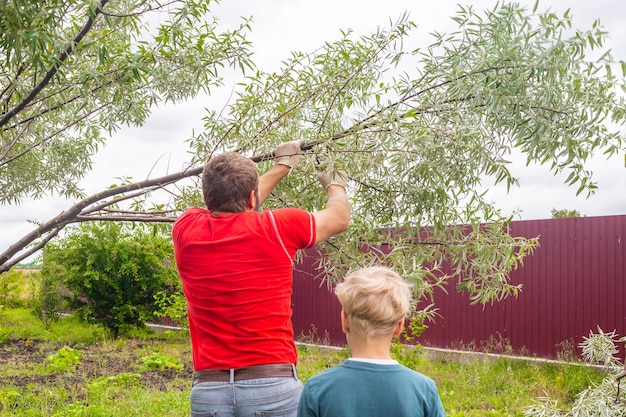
xmin=335 ymin=266 xmax=413 ymax=339
xmin=202 ymin=152 xmax=259 ymax=212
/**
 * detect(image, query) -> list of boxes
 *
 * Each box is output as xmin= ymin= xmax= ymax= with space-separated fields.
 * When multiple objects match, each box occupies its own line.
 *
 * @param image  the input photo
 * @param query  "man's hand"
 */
xmin=317 ymin=165 xmax=348 ymax=190
xmin=313 ymin=164 xmax=350 ymax=243
xmin=274 ymin=140 xmax=305 ymax=169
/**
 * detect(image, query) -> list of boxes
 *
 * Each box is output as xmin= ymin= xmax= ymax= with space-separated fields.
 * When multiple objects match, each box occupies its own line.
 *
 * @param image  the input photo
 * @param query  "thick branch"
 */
xmin=0 ymin=99 xmax=435 ymax=272
xmin=0 ymin=138 xmax=327 ymax=272
xmin=4 ymin=226 xmax=65 ymax=268
xmin=0 ymin=165 xmax=197 ymax=272
xmin=75 ymin=215 xmax=178 ymax=222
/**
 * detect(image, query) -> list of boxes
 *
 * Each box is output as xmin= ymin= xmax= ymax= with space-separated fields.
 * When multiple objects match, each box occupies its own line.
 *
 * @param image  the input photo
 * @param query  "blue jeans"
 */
xmin=190 ymin=373 xmax=303 ymax=417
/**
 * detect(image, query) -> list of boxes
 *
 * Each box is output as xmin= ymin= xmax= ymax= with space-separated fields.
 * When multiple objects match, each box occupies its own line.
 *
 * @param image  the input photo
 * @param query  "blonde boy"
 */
xmin=297 ymin=266 xmax=446 ymax=417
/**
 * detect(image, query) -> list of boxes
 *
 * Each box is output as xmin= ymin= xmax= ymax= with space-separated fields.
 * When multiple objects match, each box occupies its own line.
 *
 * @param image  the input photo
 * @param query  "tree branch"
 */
xmin=0 ymin=0 xmax=110 ymax=128
xmin=99 ymin=0 xmax=181 ymax=18
xmin=75 ymin=214 xmax=178 ymax=222
xmin=0 ymin=139 xmax=323 ymax=272
xmin=1 ymin=101 xmax=110 ymax=168
xmin=0 ymin=61 xmax=580 ymax=272
xmin=0 ymin=163 xmax=199 ymax=272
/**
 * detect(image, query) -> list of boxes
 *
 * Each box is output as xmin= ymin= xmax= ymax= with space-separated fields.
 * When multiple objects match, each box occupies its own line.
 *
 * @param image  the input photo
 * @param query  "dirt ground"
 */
xmin=0 ymin=337 xmax=193 ymax=394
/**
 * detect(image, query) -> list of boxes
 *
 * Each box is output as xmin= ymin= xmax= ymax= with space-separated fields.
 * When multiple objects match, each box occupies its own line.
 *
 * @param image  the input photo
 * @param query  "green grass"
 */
xmin=0 ymin=308 xmax=606 ymax=416
xmin=0 ymin=308 xmax=108 ymax=343
xmin=395 ymin=348 xmax=603 ymax=416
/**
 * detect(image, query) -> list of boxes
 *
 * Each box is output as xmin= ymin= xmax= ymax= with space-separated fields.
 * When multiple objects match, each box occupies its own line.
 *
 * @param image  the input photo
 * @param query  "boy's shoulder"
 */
xmin=307 ymin=360 xmax=403 ymax=381
xmin=304 ymin=360 xmax=353 ymax=384
xmin=334 ymin=360 xmax=439 ymax=387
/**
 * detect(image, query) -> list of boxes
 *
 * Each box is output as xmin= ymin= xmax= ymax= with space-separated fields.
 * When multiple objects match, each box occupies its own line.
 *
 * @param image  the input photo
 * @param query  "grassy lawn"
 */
xmin=0 ymin=308 xmax=604 ymax=416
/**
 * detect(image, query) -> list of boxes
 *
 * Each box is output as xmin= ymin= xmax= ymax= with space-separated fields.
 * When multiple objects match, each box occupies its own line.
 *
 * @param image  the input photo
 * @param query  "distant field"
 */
xmin=13 ymin=267 xmax=40 ymax=274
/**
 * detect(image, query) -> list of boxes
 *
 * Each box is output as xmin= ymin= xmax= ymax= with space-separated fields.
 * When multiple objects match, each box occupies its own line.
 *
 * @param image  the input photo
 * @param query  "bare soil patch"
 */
xmin=0 ymin=337 xmax=193 ymax=394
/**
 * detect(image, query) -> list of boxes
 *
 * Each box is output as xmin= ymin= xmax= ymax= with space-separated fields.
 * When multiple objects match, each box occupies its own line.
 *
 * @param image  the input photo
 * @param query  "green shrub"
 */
xmin=0 ymin=389 xmax=21 ymax=411
xmin=40 ymin=223 xmax=179 ymax=338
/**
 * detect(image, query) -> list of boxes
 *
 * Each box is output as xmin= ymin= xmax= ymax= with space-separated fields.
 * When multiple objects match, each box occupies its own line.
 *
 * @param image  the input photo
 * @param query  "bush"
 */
xmin=30 ymin=269 xmax=66 ymax=327
xmin=40 ymin=223 xmax=179 ymax=338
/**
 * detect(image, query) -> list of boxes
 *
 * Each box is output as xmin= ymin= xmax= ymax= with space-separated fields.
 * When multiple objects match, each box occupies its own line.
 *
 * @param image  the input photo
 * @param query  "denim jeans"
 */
xmin=190 ymin=373 xmax=303 ymax=417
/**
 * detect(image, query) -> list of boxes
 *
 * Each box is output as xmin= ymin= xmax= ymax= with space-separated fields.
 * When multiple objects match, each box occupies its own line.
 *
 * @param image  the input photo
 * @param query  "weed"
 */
xmin=89 ymin=372 xmax=143 ymax=389
xmin=0 ymin=390 xmax=21 ymax=411
xmin=44 ymin=346 xmax=82 ymax=374
xmin=297 ymin=324 xmax=332 ymax=346
xmin=555 ymin=339 xmax=578 ymax=362
xmin=0 ymin=324 xmax=10 ymax=343
xmin=51 ymin=402 xmax=89 ymax=417
xmin=138 ymin=352 xmax=184 ymax=371
xmin=482 ymin=332 xmax=514 ymax=355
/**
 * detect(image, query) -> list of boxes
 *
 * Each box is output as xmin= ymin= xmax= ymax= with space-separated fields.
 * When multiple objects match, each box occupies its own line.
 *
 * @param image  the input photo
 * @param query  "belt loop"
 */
xmin=229 ymin=368 xmax=234 ymax=384
xmin=291 ymin=364 xmax=298 ymax=380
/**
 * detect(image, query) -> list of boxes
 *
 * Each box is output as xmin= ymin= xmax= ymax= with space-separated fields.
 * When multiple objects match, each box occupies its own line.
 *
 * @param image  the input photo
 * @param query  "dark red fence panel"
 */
xmin=292 ymin=249 xmax=344 ymax=346
xmin=291 ymin=215 xmax=626 ymax=360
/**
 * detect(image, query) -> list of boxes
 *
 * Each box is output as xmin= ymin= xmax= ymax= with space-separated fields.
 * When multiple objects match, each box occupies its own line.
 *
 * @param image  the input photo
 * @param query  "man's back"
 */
xmin=173 ymin=207 xmax=315 ymax=370
xmin=173 ymin=146 xmax=350 ymax=417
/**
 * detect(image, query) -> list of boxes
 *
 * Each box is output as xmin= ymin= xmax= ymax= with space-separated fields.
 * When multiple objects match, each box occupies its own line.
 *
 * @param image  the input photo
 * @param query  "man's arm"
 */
xmin=314 ymin=167 xmax=351 ymax=244
xmin=258 ymin=164 xmax=291 ymax=205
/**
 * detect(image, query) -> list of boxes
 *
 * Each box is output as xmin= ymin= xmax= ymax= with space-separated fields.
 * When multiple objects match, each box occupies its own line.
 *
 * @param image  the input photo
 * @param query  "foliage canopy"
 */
xmin=0 ymin=0 xmax=252 ymax=204
xmin=1 ymin=2 xmax=625 ymax=307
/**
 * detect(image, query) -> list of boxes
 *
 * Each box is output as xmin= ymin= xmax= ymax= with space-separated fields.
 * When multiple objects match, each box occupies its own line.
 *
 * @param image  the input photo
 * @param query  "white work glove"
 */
xmin=317 ymin=164 xmax=348 ymax=190
xmin=274 ymin=140 xmax=305 ymax=169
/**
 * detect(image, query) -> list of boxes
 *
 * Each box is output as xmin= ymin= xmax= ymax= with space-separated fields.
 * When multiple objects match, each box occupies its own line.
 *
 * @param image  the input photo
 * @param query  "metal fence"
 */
xmin=291 ymin=215 xmax=626 ymax=360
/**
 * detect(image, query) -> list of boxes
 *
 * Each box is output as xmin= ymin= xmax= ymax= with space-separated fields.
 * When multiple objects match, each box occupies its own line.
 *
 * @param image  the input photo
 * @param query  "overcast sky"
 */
xmin=2 ymin=0 xmax=626 ymax=263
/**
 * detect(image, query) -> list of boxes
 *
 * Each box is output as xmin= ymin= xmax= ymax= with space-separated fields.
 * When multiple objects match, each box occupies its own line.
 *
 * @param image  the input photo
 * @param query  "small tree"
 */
xmin=40 ymin=222 xmax=178 ymax=338
xmin=30 ymin=268 xmax=66 ymax=328
xmin=551 ymin=208 xmax=583 ymax=218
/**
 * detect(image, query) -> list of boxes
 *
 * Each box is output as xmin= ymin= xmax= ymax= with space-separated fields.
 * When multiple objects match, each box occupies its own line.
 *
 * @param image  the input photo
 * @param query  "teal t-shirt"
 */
xmin=297 ymin=359 xmax=446 ymax=417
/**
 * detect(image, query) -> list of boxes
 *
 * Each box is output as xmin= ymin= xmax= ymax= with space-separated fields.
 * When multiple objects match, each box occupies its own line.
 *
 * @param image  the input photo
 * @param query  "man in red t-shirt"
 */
xmin=172 ymin=140 xmax=351 ymax=417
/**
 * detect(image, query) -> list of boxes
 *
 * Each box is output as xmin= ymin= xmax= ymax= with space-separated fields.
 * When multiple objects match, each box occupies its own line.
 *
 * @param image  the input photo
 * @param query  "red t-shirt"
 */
xmin=172 ymin=207 xmax=316 ymax=371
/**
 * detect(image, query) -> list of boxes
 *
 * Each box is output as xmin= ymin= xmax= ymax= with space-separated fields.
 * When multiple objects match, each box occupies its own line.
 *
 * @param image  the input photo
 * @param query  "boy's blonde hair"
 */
xmin=334 ymin=266 xmax=413 ymax=339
